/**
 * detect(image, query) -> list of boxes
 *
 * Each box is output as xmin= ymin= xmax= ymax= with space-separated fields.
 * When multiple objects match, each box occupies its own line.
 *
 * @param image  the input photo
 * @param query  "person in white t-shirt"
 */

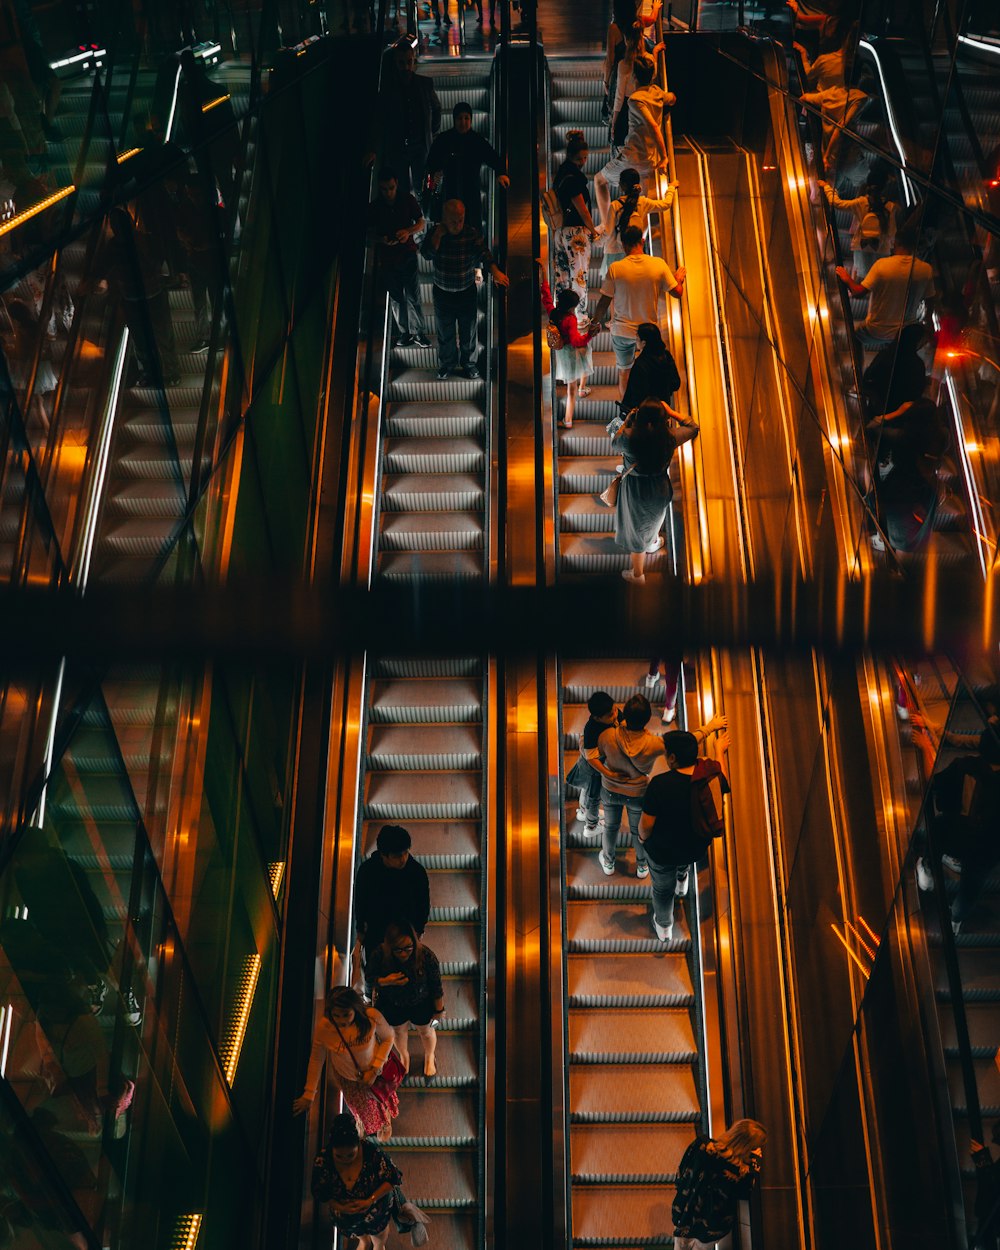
xmin=836 ymin=227 xmax=934 ymax=349
xmin=593 ymin=225 xmax=686 ymax=397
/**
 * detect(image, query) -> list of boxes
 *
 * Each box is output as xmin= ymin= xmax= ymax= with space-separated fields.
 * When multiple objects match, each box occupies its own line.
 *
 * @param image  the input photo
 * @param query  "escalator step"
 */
xmin=571 ymin=1184 xmax=677 ymax=1244
xmin=378 ymin=552 xmax=484 ymax=580
xmin=393 ymin=1088 xmax=478 ymax=1145
xmin=561 ymin=535 xmax=670 ymax=574
xmin=387 ymin=410 xmax=485 ymax=438
xmin=367 ymin=724 xmax=482 ymax=770
xmin=388 ymin=370 xmax=485 ymax=404
xmin=570 ymin=1064 xmax=699 ymax=1121
xmin=422 ymin=922 xmax=480 ymax=974
xmin=379 ymin=513 xmax=485 ymax=552
xmin=369 ymin=679 xmax=482 ymax=723
xmin=397 ymin=1150 xmax=477 ymax=1208
xmin=360 ymin=819 xmax=480 ymax=865
xmin=364 ymin=770 xmax=481 ymax=820
xmin=399 ymin=1033 xmax=478 ymax=1088
xmin=384 ymin=436 xmax=485 ymax=475
xmin=429 ymin=872 xmax=481 ymax=922
xmin=381 ymin=473 xmax=485 ymax=512
xmin=568 ymin=953 xmax=694 ymax=1007
xmin=571 ymin=1124 xmax=694 ymax=1180
xmin=436 ymin=975 xmax=479 ymax=1029
xmin=373 ymin=658 xmax=480 ymax=679
xmin=567 ymin=899 xmax=691 ymax=952
xmin=569 ymin=1009 xmax=697 ymax=1063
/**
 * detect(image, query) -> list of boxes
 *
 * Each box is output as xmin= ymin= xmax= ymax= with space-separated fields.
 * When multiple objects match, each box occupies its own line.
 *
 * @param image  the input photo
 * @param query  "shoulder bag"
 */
xmin=332 ymin=1016 xmax=406 ymax=1108
xmin=598 ymin=463 xmax=634 ymax=508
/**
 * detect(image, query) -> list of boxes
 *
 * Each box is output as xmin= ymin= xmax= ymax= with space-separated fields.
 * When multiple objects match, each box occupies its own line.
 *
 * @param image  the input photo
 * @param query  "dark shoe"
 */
xmin=164 ymin=374 xmax=182 ymax=387
xmin=191 ymin=340 xmax=210 ymax=354
xmin=436 ymin=366 xmax=452 ymax=380
xmin=465 ymin=364 xmax=481 ymax=379
xmin=412 ymin=333 xmax=432 ymax=348
xmin=85 ymin=979 xmax=108 ymax=1015
xmin=122 ymin=989 xmax=143 ymax=1027
xmin=397 ymin=334 xmax=415 ymax=347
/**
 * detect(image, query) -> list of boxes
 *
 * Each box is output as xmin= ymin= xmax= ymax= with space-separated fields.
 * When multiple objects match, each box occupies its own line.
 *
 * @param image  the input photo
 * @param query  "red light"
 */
xmin=989 ymin=179 xmax=1000 ymax=187
xmin=91 ymin=43 xmax=98 ymax=49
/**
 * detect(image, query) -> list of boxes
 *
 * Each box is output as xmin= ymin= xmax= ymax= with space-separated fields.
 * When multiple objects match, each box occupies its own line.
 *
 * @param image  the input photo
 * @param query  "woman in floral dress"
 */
xmin=312 ymin=1113 xmax=403 ymax=1250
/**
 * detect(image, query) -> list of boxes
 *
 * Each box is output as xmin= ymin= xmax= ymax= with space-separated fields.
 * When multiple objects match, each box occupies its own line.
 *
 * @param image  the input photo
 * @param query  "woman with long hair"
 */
xmin=600 ymin=168 xmax=675 ymax=278
xmin=672 ymin=1118 xmax=767 ymax=1249
xmin=539 ymin=267 xmax=605 ymax=427
xmin=613 ymin=396 xmax=698 ymax=584
xmin=819 ymin=169 xmax=898 ymax=279
xmin=293 ymin=986 xmax=400 ymax=1140
xmin=620 ymin=322 xmax=681 ymax=412
xmin=311 ymin=1113 xmax=403 ymax=1250
xmin=366 ymin=920 xmax=445 ymax=1077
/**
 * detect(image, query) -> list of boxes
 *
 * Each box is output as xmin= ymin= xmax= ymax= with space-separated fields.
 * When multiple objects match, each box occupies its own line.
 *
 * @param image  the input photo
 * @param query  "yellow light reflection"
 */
xmin=201 ymin=94 xmax=231 ymax=113
xmin=220 ymin=953 xmax=261 ymax=1085
xmin=171 ymin=1214 xmax=203 ymax=1250
xmin=0 ymin=185 xmax=75 ymax=237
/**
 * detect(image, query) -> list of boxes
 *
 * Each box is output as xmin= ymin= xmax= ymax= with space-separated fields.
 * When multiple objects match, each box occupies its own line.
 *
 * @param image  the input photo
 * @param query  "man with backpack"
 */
xmin=637 ymin=725 xmax=731 ymax=942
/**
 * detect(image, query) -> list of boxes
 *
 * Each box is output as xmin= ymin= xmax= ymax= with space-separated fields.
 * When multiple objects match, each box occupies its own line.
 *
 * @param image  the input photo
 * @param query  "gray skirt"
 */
xmin=614 ymin=470 xmax=672 ymax=552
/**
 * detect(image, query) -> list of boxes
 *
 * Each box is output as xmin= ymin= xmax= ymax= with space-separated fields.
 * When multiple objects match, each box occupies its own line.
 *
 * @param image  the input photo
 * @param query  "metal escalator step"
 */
xmin=559 ymin=495 xmax=616 ymax=533
xmin=102 ymin=519 xmax=179 ymax=557
xmin=364 ymin=771 xmax=481 ymax=820
xmin=389 ymin=370 xmax=485 ymax=403
xmin=553 ymin=99 xmax=604 ymax=124
xmin=399 ymin=1033 xmax=478 ymax=1087
xmin=570 ymin=1064 xmax=699 ymax=1122
xmin=369 ymin=679 xmax=482 ymax=723
xmin=562 ymin=663 xmax=653 ymax=701
xmin=567 ymin=900 xmax=690 ymax=952
xmin=360 ymin=819 xmax=480 ymax=865
xmin=552 ymin=124 xmax=607 ymax=146
xmin=384 ymin=436 xmax=485 ymax=474
xmin=115 ymin=452 xmax=193 ymax=481
xmin=569 ymin=1009 xmax=696 ymax=1063
xmin=941 ymin=1004 xmax=1000 ymax=1052
xmin=105 ymin=481 xmax=187 ymax=517
xmin=388 ymin=410 xmax=485 ymax=438
xmin=398 ymin=1213 xmax=476 ymax=1250
xmin=429 ymin=872 xmax=481 ymax=921
xmin=373 ymin=658 xmax=480 ymax=679
xmin=571 ymin=1185 xmax=677 ymax=1243
xmin=436 ymin=975 xmax=479 ymax=1029
xmin=568 ymin=954 xmax=694 ymax=1009
xmin=367 ymin=724 xmax=482 ymax=771
xmin=561 ymin=535 xmax=670 ymax=574
xmin=558 ymin=428 xmax=618 ymax=457
xmin=381 ymin=473 xmax=484 ymax=512
xmin=379 ymin=551 xmax=484 ymax=580
xmin=422 ymin=921 xmax=480 ymax=973
xmin=571 ymin=1124 xmax=695 ymax=1180
xmin=553 ymin=78 xmax=604 ymax=98
xmin=120 ymin=417 xmax=201 ymax=447
xmin=437 ymin=88 xmax=490 ymax=109
xmin=394 ymin=1148 xmax=477 ymax=1208
xmin=393 ymin=1088 xmax=478 ymax=1145
xmin=559 ymin=457 xmax=618 ymax=494
xmin=948 ymin=1056 xmax=1000 ymax=1111
xmin=938 ymin=987 xmax=1000 ymax=1003
xmin=380 ymin=512 xmax=485 ymax=552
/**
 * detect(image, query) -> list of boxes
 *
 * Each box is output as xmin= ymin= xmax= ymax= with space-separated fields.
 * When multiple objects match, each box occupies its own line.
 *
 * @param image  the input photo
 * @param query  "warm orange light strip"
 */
xmin=219 ymin=953 xmax=261 ymax=1085
xmin=201 ymin=94 xmax=231 ymax=113
xmin=171 ymin=1214 xmax=203 ymax=1250
xmin=830 ymin=922 xmax=870 ymax=979
xmin=0 ymin=185 xmax=75 ymax=237
xmin=116 ymin=147 xmax=141 ymax=164
xmin=267 ymin=861 xmax=285 ymax=899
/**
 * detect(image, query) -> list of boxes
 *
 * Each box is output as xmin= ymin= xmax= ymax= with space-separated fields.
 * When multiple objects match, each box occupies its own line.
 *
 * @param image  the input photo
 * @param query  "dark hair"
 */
xmin=327 ymin=1113 xmax=361 ymax=1148
xmin=626 ymin=397 xmax=674 ymax=473
xmin=636 ymin=322 xmax=666 ymax=354
xmin=565 ymin=130 xmax=588 ymax=160
xmin=551 ymin=285 xmax=581 ymax=323
xmin=376 ymin=824 xmax=412 ymax=854
xmin=663 ymin=729 xmax=698 ymax=767
xmin=622 ymin=693 xmax=652 ymax=731
xmin=616 ymin=169 xmax=642 ymax=242
xmin=633 ymin=54 xmax=655 ymax=87
xmin=452 ymin=100 xmax=473 ymax=121
xmin=380 ymin=918 xmax=426 ymax=974
xmin=897 ymin=322 xmax=924 ymax=355
xmin=895 ymin=224 xmax=918 ymax=252
xmin=587 ymin=691 xmax=615 ymax=717
xmin=612 ymin=0 xmax=636 ymax=32
xmin=324 ymin=986 xmax=374 ymax=1040
xmin=980 ymin=726 xmax=1000 ymax=767
xmin=862 ymin=185 xmax=889 ymax=239
xmin=377 ymin=166 xmax=398 ymax=184
xmin=621 ymin=224 xmax=644 ymax=251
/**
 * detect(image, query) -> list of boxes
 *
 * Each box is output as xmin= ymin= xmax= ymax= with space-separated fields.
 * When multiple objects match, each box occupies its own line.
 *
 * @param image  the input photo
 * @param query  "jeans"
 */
xmin=433 ymin=283 xmax=478 ymax=372
xmin=600 ymin=786 xmax=647 ymax=868
xmin=646 ymin=857 xmax=688 ymax=928
xmin=384 ymin=256 xmax=426 ymax=338
xmin=578 ymin=758 xmax=602 ymax=827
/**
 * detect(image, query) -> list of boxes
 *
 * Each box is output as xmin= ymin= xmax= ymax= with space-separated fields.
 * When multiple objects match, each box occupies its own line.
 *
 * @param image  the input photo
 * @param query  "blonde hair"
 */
xmin=717 ymin=1118 xmax=767 ymax=1164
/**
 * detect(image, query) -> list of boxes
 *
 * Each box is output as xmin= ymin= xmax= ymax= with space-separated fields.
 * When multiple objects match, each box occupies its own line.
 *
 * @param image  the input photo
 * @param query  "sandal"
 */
xmin=578 ymin=386 xmax=592 ymax=397
xmin=558 ymin=419 xmax=573 ymax=429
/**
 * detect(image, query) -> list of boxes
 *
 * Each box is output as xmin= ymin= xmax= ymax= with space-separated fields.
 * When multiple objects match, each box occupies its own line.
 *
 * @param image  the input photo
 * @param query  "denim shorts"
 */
xmin=611 ymin=333 xmax=637 ymax=369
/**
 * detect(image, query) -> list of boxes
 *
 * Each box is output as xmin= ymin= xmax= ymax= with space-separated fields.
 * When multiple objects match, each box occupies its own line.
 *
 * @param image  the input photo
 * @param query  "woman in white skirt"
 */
xmin=540 ymin=269 xmax=605 ymax=427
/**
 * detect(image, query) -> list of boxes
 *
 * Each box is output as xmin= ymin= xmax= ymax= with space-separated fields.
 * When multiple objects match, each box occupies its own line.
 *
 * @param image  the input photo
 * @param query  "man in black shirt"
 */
xmin=638 ymin=728 xmax=731 ymax=942
xmin=354 ymin=824 xmax=431 ymax=960
xmin=424 ymin=101 xmax=509 ymax=231
xmin=373 ymin=39 xmax=442 ymax=194
xmin=369 ymin=167 xmax=430 ymax=347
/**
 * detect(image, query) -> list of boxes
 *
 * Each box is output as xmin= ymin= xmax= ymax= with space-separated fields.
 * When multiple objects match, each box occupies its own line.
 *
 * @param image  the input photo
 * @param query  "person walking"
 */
xmin=595 ymin=693 xmax=666 ymax=879
xmin=620 ymin=321 xmax=681 ymax=413
xmin=424 ymin=100 xmax=509 ymax=231
xmin=836 ymin=226 xmax=934 ymax=351
xmin=819 ymin=168 xmax=898 ymax=280
xmin=293 ymin=986 xmax=401 ymax=1140
xmin=354 ymin=824 xmax=431 ymax=964
xmin=366 ymin=920 xmax=445 ymax=1077
xmin=540 ymin=271 xmax=605 ymax=427
xmin=594 ymin=225 xmax=685 ymax=399
xmin=552 ymin=130 xmax=601 ymax=327
xmin=612 ymin=397 xmax=698 ymax=584
xmin=595 ymin=55 xmax=674 ymax=227
xmin=421 ymin=197 xmax=508 ymax=380
xmin=637 ymin=724 xmax=730 ymax=942
xmin=600 ymin=167 xmax=675 ymax=277
xmin=671 ymin=1119 xmax=766 ymax=1249
xmin=568 ymin=689 xmax=621 ymax=837
xmin=311 ymin=1113 xmax=403 ymax=1250
xmin=372 ymin=38 xmax=442 ymax=194
xmin=369 ymin=166 xmax=430 ymax=348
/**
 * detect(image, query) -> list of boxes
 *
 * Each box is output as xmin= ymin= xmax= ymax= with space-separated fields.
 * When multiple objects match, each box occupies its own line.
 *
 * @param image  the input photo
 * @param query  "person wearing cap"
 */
xmin=424 ymin=100 xmax=509 ymax=231
xmin=311 ymin=1113 xmax=403 ymax=1249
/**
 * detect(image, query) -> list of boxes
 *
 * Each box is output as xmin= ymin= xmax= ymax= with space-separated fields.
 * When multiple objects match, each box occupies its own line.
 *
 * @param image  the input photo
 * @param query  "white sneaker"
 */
xmin=645 ymin=534 xmax=664 ymax=554
xmin=674 ymin=869 xmax=690 ymax=897
xmin=951 ymin=918 xmax=962 ymax=936
xmin=615 ymin=464 xmax=624 ymax=473
xmin=575 ymin=806 xmax=588 ymax=822
xmin=644 ymin=672 xmax=659 ymax=688
xmin=653 ymin=918 xmax=673 ymax=942
xmin=661 ymin=705 xmax=677 ymax=725
xmin=621 ymin=569 xmax=646 ymax=584
xmin=942 ymin=854 xmax=962 ymax=873
xmin=636 ymin=863 xmax=649 ymax=878
xmin=871 ymin=532 xmax=886 ymax=552
xmin=896 ymin=703 xmax=911 ymax=722
xmin=915 ymin=856 xmax=934 ymax=892
xmin=598 ymin=850 xmax=616 ymax=875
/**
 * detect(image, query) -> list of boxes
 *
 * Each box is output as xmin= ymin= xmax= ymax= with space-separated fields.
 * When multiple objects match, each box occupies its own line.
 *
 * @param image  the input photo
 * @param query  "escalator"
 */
xmin=355 ymin=656 xmax=489 ymax=1248
xmin=375 ymin=67 xmax=494 ymax=581
xmin=547 ymin=57 xmax=675 ymax=578
xmin=558 ymin=658 xmax=708 ymax=1247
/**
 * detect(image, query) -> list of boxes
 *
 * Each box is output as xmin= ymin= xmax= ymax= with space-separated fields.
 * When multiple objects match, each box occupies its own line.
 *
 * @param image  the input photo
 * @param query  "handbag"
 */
xmin=332 ymin=1016 xmax=406 ymax=1109
xmin=545 ymin=320 xmax=564 ymax=350
xmin=540 ymin=185 xmax=564 ymax=233
xmin=599 ymin=463 xmax=634 ymax=507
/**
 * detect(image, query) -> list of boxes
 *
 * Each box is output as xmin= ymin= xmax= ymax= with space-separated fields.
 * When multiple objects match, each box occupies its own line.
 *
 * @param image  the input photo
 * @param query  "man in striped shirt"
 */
xmin=421 ymin=198 xmax=509 ymax=380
